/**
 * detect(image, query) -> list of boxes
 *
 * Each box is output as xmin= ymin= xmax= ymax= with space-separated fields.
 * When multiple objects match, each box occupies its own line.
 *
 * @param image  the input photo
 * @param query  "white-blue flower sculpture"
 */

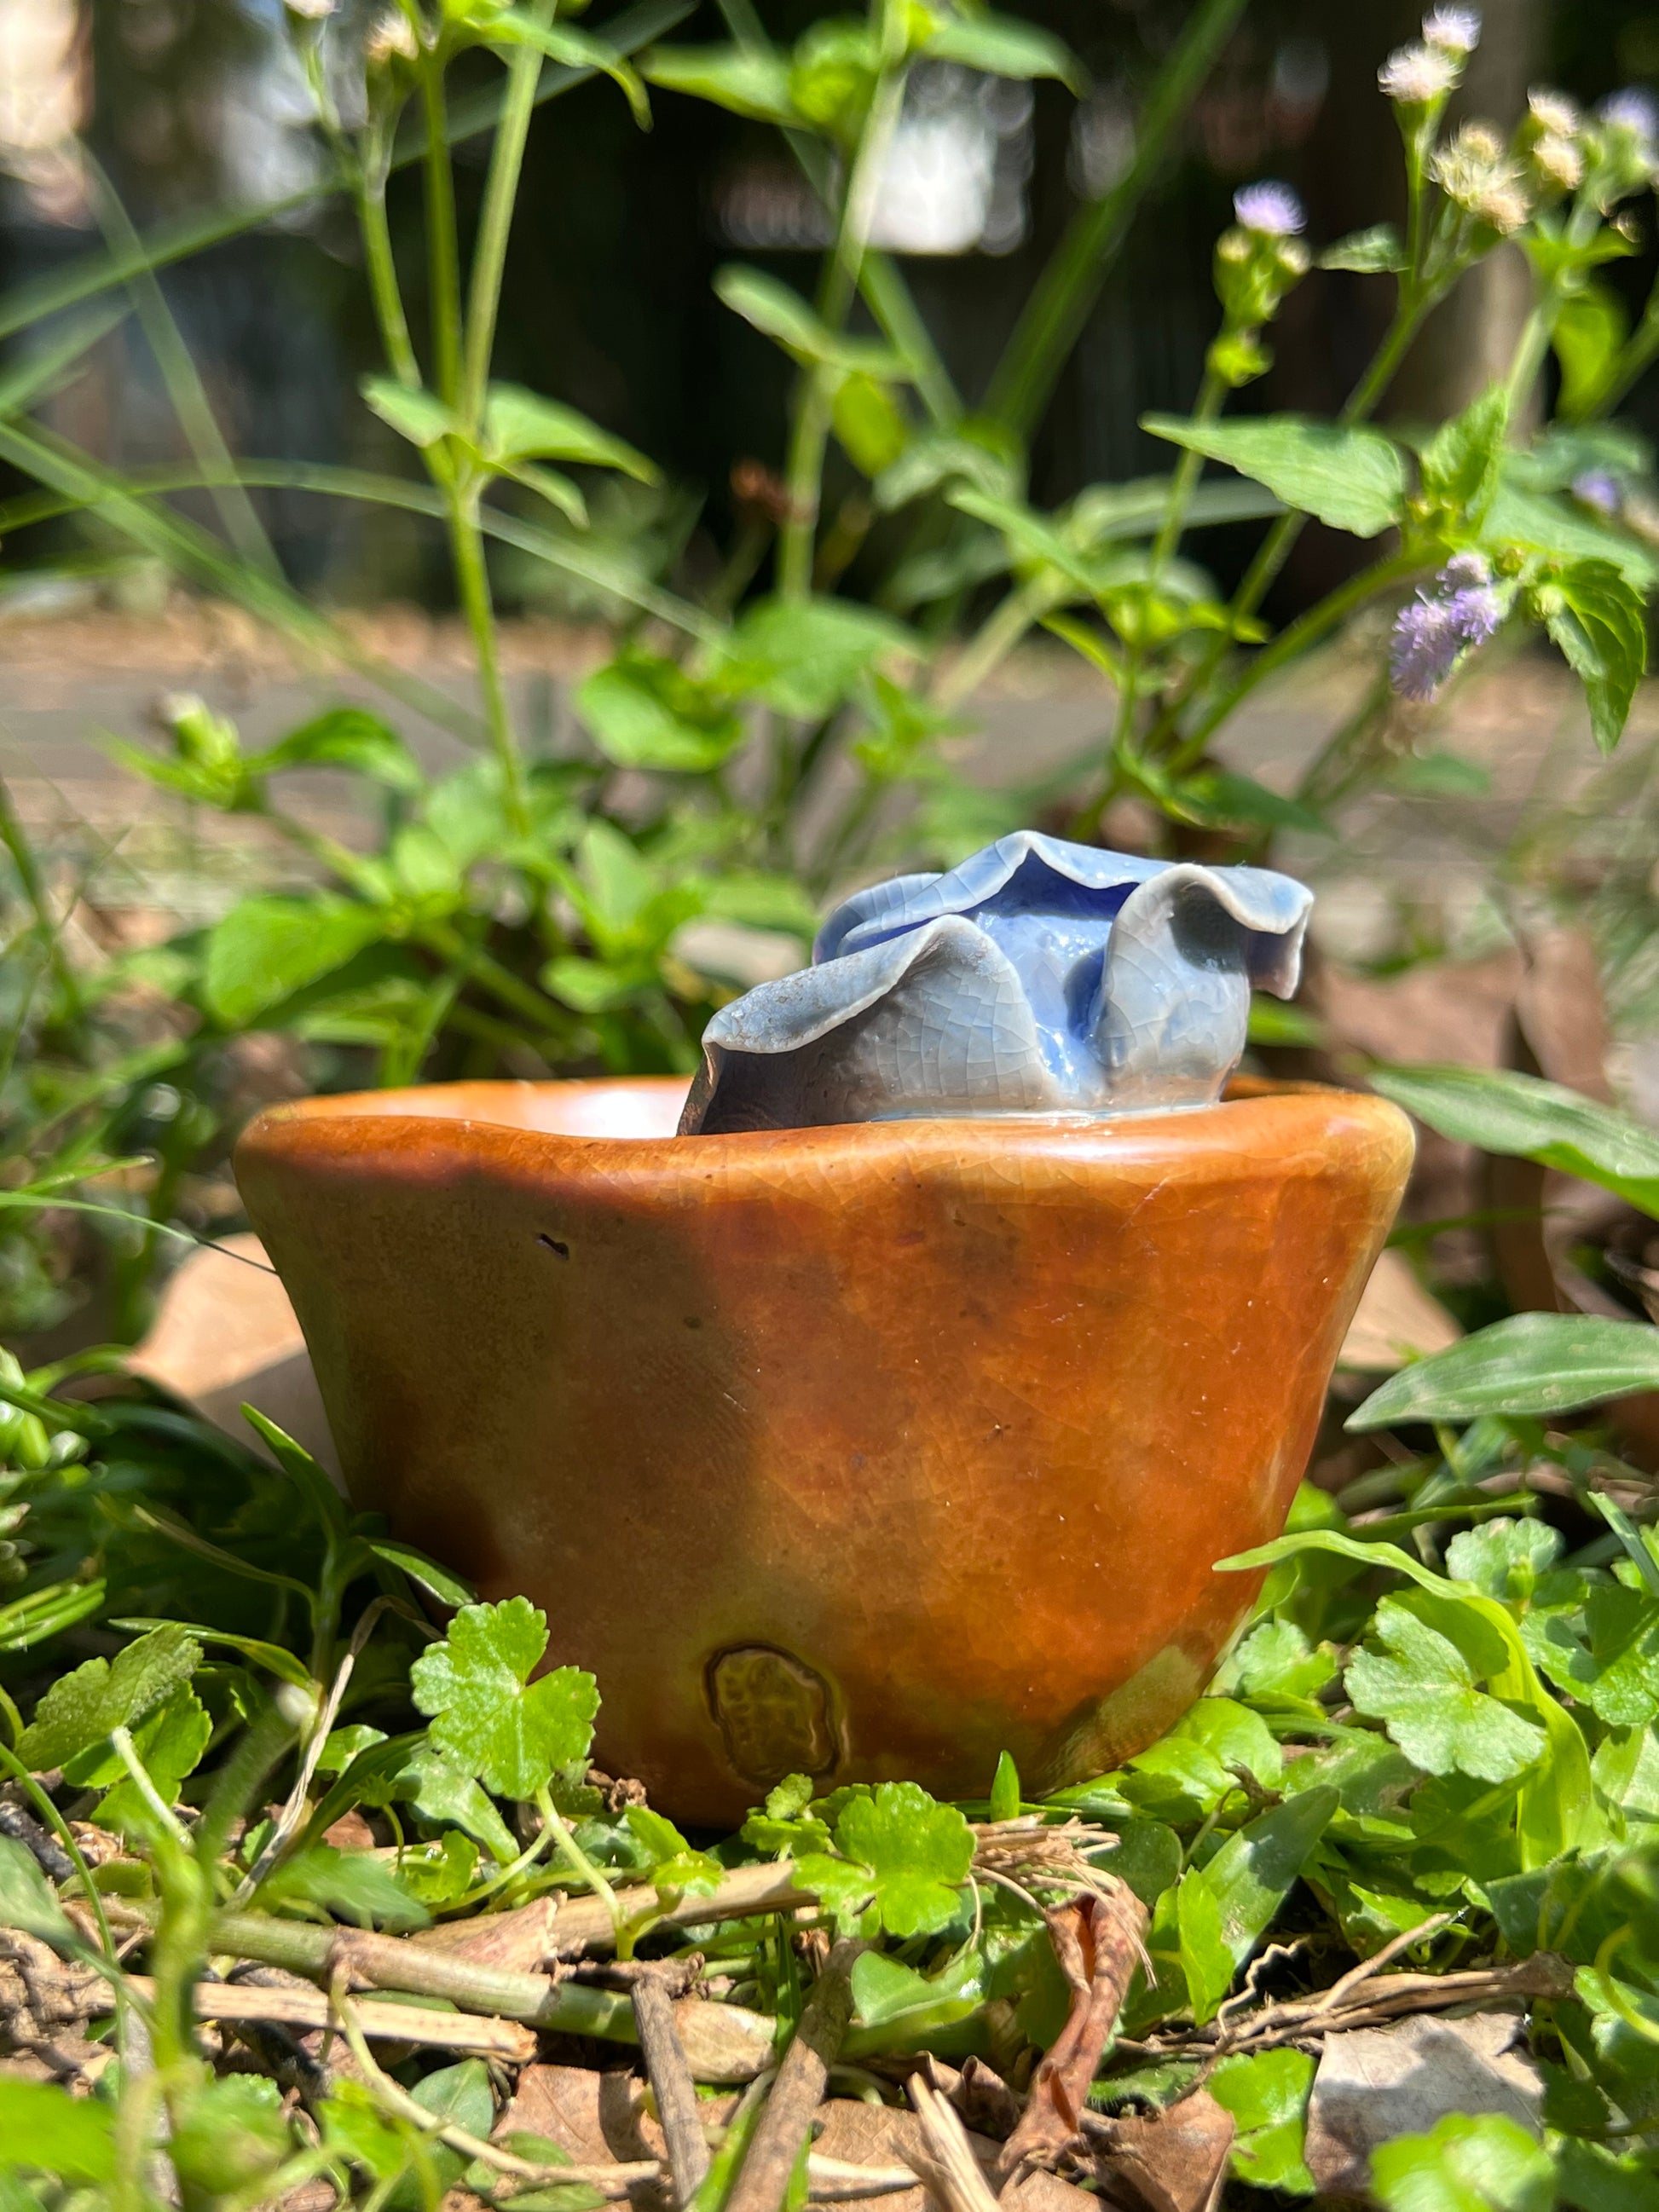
xmin=681 ymin=832 xmax=1314 ymax=1133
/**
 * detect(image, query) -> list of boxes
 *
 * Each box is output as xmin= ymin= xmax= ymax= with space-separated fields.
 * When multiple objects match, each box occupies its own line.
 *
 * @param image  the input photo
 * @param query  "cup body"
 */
xmin=237 ymin=1079 xmax=1412 ymax=1822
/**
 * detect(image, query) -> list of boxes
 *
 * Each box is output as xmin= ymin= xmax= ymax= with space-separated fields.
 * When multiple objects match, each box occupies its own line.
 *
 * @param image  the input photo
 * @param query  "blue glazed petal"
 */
xmin=682 ymin=834 xmax=1313 ymax=1135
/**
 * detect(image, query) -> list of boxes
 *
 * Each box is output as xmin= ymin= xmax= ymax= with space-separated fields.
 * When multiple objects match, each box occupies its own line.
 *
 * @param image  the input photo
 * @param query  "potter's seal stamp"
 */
xmin=708 ymin=1645 xmax=839 ymax=1785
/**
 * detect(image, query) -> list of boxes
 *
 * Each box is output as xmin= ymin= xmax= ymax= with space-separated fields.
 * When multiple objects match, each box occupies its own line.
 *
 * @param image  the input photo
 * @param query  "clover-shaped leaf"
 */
xmin=795 ymin=1780 xmax=974 ymax=1938
xmin=409 ymin=1597 xmax=598 ymax=1802
xmin=17 ymin=1626 xmax=202 ymax=1773
xmin=1345 ymin=1597 xmax=1546 ymax=1784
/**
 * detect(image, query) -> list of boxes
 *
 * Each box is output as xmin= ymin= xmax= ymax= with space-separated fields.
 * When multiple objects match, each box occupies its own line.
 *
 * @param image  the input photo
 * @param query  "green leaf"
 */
xmin=1419 ymin=385 xmax=1509 ymax=528
xmin=641 ymin=43 xmax=799 ymax=124
xmin=361 ymin=375 xmax=457 ymax=449
xmin=796 ymin=1781 xmax=974 ymax=1938
xmin=988 ymin=1750 xmax=1021 ymax=1825
xmin=714 ymin=267 xmax=910 ymax=380
xmin=0 ymin=1578 xmax=108 ymax=1654
xmin=1370 ymin=2111 xmax=1555 ymax=2212
xmin=624 ymin=1806 xmax=723 ymax=1897
xmin=1524 ymin=1584 xmax=1659 ymax=1727
xmin=1208 ymin=2048 xmax=1315 ymax=2195
xmin=410 ymin=1597 xmax=599 ymax=1801
xmin=719 ymin=597 xmax=913 ymax=719
xmin=1319 ymin=223 xmax=1407 ymax=273
xmin=0 ymin=1837 xmax=74 ymax=1949
xmin=576 ymin=651 xmax=744 ymax=771
xmin=1211 ymin=1618 xmax=1337 ymax=1702
xmin=1544 ymin=556 xmax=1648 ymax=752
xmin=483 ymin=384 xmax=658 ymax=482
xmin=204 ymin=896 xmax=387 ymax=1026
xmin=1552 ymin=279 xmax=1630 ymax=419
xmin=1350 ymin=1313 xmax=1659 ymax=1429
xmin=832 ymin=373 xmax=910 ymax=478
xmin=171 ymin=2076 xmax=292 ymax=2199
xmin=922 ymin=14 xmax=1084 ymax=92
xmin=1442 ymin=1518 xmax=1563 ymax=1603
xmin=78 ymin=1684 xmax=212 ymax=1836
xmin=1142 ymin=413 xmax=1407 ymax=538
xmin=16 ymin=1624 xmax=201 ymax=1771
xmin=241 ymin=1406 xmax=350 ymax=1533
xmin=367 ymin=1539 xmax=476 ymax=1610
xmin=1190 ymin=1787 xmax=1339 ymax=1985
xmin=1176 ymin=1870 xmax=1231 ymax=2024
xmin=1346 ymin=1597 xmax=1546 ymax=1782
xmin=0 ymin=2079 xmax=115 ymax=2182
xmin=259 ymin=1840 xmax=431 ymax=1932
xmin=255 ymin=707 xmax=423 ymax=792
xmin=489 ymin=12 xmax=651 ymax=129
xmin=393 ymin=1742 xmax=518 ymax=1863
xmin=1176 ymin=768 xmax=1330 ymax=838
xmin=1487 ymin=479 xmax=1659 ymax=589
xmin=848 ymin=1949 xmax=982 ymax=2030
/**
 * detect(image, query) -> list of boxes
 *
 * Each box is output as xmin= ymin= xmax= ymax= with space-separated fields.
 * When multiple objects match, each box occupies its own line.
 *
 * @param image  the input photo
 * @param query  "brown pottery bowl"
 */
xmin=236 ymin=1079 xmax=1413 ymax=1823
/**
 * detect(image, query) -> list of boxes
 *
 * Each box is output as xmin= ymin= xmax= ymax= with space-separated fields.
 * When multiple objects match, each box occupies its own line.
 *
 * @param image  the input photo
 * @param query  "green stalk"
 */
xmin=779 ymin=20 xmax=910 ymax=599
xmin=983 ymin=0 xmax=1249 ymax=439
xmin=932 ymin=575 xmax=1061 ymax=709
xmin=1148 ymin=365 xmax=1225 ymax=580
xmin=446 ymin=482 xmax=529 ymax=832
xmin=461 ymin=0 xmax=557 ymax=430
xmin=421 ymin=61 xmax=466 ymax=407
xmin=357 ymin=159 xmax=421 ymax=390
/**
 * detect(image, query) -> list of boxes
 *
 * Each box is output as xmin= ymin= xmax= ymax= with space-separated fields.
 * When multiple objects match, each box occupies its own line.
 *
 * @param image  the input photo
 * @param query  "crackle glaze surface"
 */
xmin=236 ymin=1078 xmax=1413 ymax=1822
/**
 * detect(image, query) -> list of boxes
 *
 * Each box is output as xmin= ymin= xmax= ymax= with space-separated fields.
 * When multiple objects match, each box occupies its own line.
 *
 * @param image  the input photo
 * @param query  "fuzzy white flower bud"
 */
xmin=366 ymin=9 xmax=419 ymax=64
xmin=1379 ymin=43 xmax=1460 ymax=107
xmin=1422 ymin=6 xmax=1481 ymax=55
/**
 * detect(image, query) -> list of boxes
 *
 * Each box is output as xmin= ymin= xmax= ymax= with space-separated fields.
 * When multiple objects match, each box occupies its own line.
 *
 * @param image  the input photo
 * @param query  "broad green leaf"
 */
xmin=1172 ymin=1697 xmax=1282 ymax=1789
xmin=624 ymin=1806 xmax=722 ymax=1897
xmin=1546 ymin=556 xmax=1648 ymax=752
xmin=0 ymin=2079 xmax=115 ymax=2182
xmin=1371 ymin=2111 xmax=1554 ymax=2212
xmin=848 ymin=1949 xmax=981 ymax=2030
xmin=1217 ymin=1529 xmax=1594 ymax=1867
xmin=1142 ymin=413 xmax=1407 ymax=538
xmin=0 ymin=1837 xmax=74 ymax=1949
xmin=719 ymin=597 xmax=913 ymax=718
xmin=1554 ymin=2137 xmax=1659 ymax=2212
xmin=1208 ymin=2048 xmax=1315 ymax=2195
xmin=367 ymin=1539 xmax=475 ymax=1610
xmin=483 ymin=384 xmax=658 ymax=482
xmin=794 ymin=1780 xmax=974 ymax=1938
xmin=74 ymin=1684 xmax=212 ymax=1837
xmin=394 ymin=1743 xmax=518 ymax=1863
xmin=1442 ymin=1518 xmax=1563 ymax=1603
xmin=922 ymin=15 xmax=1084 ymax=90
xmin=576 ymin=652 xmax=744 ymax=771
xmin=361 ymin=375 xmax=456 ymax=449
xmin=410 ymin=1597 xmax=599 ymax=1801
xmin=714 ymin=267 xmax=909 ymax=380
xmin=1346 ymin=1597 xmax=1546 ymax=1782
xmin=1091 ymin=1819 xmax=1182 ymax=1909
xmin=320 ymin=2078 xmax=421 ymax=2186
xmin=1176 ymin=769 xmax=1330 ymax=838
xmin=16 ymin=1624 xmax=201 ymax=1771
xmin=1211 ymin=1617 xmax=1337 ymax=1702
xmin=1487 ymin=479 xmax=1659 ymax=589
xmin=256 ymin=707 xmax=423 ymax=792
xmin=1523 ymin=1585 xmax=1659 ymax=1727
xmin=1176 ymin=1869 xmax=1231 ymax=2024
xmin=1419 ymin=384 xmax=1508 ymax=527
xmin=1371 ymin=1063 xmax=1659 ymax=1220
xmin=1191 ymin=1787 xmax=1339 ymax=1981
xmin=204 ymin=896 xmax=387 ymax=1026
xmin=170 ymin=2076 xmax=292 ymax=2200
xmin=1552 ymin=280 xmax=1629 ymax=417
xmin=641 ymin=43 xmax=798 ymax=124
xmin=1350 ymin=1313 xmax=1659 ymax=1429
xmin=259 ymin=1840 xmax=431 ymax=1932
xmin=317 ymin=1724 xmax=388 ymax=1776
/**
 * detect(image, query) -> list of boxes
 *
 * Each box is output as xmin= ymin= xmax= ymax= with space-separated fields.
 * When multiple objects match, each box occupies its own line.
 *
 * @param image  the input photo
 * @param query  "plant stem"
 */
xmin=933 ymin=575 xmax=1061 ymax=709
xmin=983 ymin=0 xmax=1248 ymax=438
xmin=356 ymin=130 xmax=421 ymax=390
xmin=461 ymin=0 xmax=557 ymax=430
xmin=420 ymin=60 xmax=465 ymax=407
xmin=778 ymin=4 xmax=910 ymax=600
xmin=446 ymin=482 xmax=529 ymax=832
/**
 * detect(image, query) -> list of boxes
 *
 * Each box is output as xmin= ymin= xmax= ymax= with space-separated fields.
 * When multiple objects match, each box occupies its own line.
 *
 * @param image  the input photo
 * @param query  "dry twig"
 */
xmin=907 ymin=2076 xmax=1003 ymax=2212
xmin=633 ymin=1969 xmax=711 ymax=2207
xmin=726 ymin=1938 xmax=864 ymax=2212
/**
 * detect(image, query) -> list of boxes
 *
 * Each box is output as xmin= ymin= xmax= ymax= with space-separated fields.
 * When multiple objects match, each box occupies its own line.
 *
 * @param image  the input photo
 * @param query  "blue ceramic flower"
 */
xmin=681 ymin=832 xmax=1313 ymax=1133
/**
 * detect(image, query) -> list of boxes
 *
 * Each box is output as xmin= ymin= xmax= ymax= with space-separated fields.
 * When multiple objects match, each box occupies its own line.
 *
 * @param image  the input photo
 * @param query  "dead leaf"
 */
xmin=809 ymin=2103 xmax=1094 ymax=2212
xmin=996 ymin=1886 xmax=1149 ymax=2182
xmin=1303 ymin=2011 xmax=1542 ymax=2199
xmin=1338 ymin=1250 xmax=1463 ymax=1373
xmin=1093 ymin=2091 xmax=1234 ymax=2212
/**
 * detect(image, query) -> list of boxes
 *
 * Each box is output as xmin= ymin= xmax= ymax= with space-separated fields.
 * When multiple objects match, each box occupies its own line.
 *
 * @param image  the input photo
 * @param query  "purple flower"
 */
xmin=1390 ymin=555 xmax=1504 ymax=701
xmin=1601 ymin=88 xmax=1659 ymax=142
xmin=1233 ymin=181 xmax=1306 ymax=237
xmin=1572 ymin=470 xmax=1622 ymax=517
xmin=1422 ymin=6 xmax=1481 ymax=55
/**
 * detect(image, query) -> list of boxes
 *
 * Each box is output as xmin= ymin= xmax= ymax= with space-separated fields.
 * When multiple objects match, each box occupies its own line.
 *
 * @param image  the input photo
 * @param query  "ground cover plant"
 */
xmin=2 ymin=0 xmax=1659 ymax=2202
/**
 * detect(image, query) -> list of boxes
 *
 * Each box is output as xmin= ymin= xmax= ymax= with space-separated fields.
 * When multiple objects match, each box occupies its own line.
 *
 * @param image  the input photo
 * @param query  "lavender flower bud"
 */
xmin=1422 ymin=6 xmax=1481 ymax=55
xmin=1601 ymin=88 xmax=1659 ymax=144
xmin=1379 ymin=43 xmax=1460 ymax=106
xmin=1233 ymin=181 xmax=1306 ymax=238
xmin=1390 ymin=555 xmax=1506 ymax=702
xmin=1442 ymin=552 xmax=1491 ymax=590
xmin=1572 ymin=471 xmax=1622 ymax=517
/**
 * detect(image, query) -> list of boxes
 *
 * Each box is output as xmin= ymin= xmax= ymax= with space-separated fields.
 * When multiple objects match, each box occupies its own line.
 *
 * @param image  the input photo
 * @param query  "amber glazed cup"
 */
xmin=236 ymin=1079 xmax=1413 ymax=1823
